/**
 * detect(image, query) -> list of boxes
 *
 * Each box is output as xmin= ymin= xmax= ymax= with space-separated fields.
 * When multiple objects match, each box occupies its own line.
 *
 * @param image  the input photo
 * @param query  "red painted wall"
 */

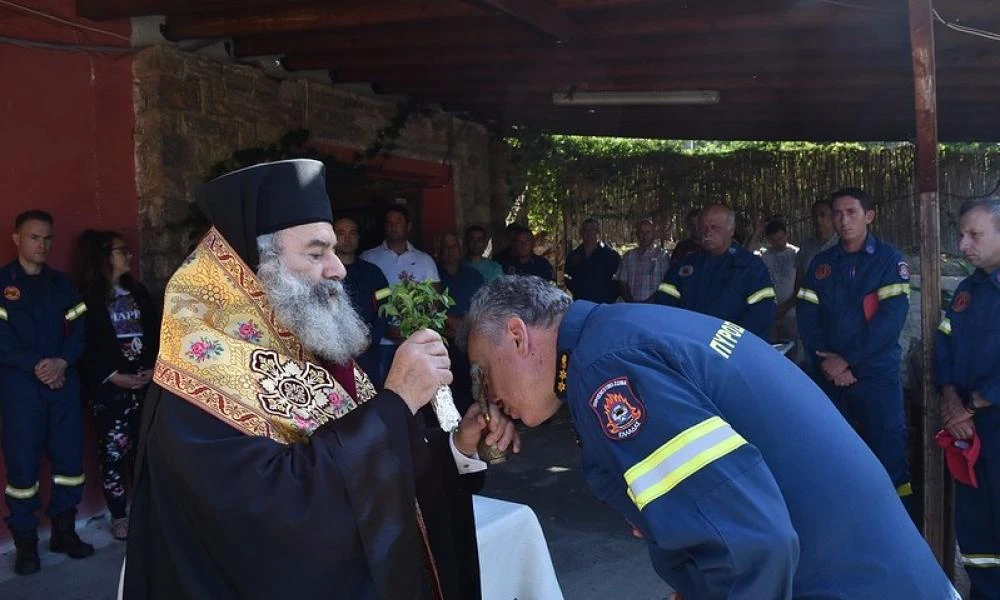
xmin=0 ymin=0 xmax=135 ymax=542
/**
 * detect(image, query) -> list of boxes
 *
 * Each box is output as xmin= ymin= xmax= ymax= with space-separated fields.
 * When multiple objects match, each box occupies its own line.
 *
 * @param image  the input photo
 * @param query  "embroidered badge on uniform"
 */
xmin=679 ymin=265 xmax=694 ymax=277
xmin=3 ymin=286 xmax=20 ymax=301
xmin=897 ymin=261 xmax=911 ymax=281
xmin=589 ymin=376 xmax=645 ymax=441
xmin=953 ymin=291 xmax=971 ymax=313
xmin=814 ymin=264 xmax=832 ymax=280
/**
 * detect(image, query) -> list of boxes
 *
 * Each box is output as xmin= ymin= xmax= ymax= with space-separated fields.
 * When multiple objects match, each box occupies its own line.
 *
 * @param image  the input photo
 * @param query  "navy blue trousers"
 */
xmin=1 ymin=377 xmax=85 ymax=534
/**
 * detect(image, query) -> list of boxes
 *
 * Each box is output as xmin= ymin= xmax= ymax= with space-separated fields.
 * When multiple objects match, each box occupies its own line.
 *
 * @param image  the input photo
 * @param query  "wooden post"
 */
xmin=908 ymin=0 xmax=953 ymax=576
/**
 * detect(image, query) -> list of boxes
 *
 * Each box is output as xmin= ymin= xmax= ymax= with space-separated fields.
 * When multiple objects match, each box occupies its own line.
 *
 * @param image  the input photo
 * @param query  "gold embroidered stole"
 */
xmin=153 ymin=228 xmax=375 ymax=444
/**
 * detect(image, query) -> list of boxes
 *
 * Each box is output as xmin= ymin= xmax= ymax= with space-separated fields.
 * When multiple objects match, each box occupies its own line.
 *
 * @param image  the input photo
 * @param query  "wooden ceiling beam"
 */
xmin=466 ymin=0 xmax=572 ymax=41
xmin=163 ymin=1 xmax=485 ymax=40
xmin=75 ymin=0 xmax=307 ymax=19
xmin=232 ymin=17 xmax=546 ymax=57
xmin=284 ymin=39 xmax=993 ymax=71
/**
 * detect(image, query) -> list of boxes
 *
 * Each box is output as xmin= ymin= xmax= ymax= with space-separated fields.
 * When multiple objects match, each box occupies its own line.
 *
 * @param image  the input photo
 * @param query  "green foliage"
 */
xmin=505 ymin=131 xmax=1000 ymax=247
xmin=378 ymin=280 xmax=456 ymax=339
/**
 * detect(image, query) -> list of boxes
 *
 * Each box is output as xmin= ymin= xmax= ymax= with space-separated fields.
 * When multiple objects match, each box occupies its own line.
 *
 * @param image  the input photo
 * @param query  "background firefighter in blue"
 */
xmin=934 ymin=198 xmax=1000 ymax=599
xmin=651 ymin=204 xmax=775 ymax=339
xmin=0 ymin=210 xmax=93 ymax=576
xmin=796 ymin=188 xmax=913 ymax=503
xmin=464 ymin=277 xmax=955 ymax=599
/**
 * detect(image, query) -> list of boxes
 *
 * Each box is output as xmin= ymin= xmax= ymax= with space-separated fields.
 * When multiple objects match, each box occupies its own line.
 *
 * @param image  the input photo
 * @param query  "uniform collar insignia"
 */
xmin=864 ymin=235 xmax=877 ymax=255
xmin=555 ymin=351 xmax=570 ymax=399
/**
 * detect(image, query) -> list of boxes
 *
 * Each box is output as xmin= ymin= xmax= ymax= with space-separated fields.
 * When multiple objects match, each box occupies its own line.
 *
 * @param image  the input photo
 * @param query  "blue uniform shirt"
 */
xmin=500 ymin=254 xmax=555 ymax=282
xmin=564 ymin=242 xmax=621 ymax=304
xmin=935 ymin=268 xmax=1000 ymax=403
xmin=651 ymin=242 xmax=775 ymax=339
xmin=797 ymin=234 xmax=910 ymax=377
xmin=557 ymin=301 xmax=955 ymax=599
xmin=0 ymin=261 xmax=86 ymax=394
xmin=343 ymin=259 xmax=389 ymax=378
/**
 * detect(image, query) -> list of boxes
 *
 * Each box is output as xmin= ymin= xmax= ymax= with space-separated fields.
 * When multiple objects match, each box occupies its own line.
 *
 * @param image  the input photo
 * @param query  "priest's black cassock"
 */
xmin=123 ymin=160 xmax=483 ymax=600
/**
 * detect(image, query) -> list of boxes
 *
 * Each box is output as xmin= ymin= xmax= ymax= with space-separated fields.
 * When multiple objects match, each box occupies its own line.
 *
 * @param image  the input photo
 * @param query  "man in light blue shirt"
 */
xmin=462 ymin=225 xmax=503 ymax=283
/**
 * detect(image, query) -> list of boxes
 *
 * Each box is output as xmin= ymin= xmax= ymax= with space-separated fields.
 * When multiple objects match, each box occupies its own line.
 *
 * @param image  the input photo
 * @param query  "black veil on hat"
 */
xmin=195 ymin=159 xmax=334 ymax=269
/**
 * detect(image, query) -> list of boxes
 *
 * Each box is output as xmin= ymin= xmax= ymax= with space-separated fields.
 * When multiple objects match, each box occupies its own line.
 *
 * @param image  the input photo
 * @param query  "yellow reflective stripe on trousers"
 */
xmin=5 ymin=482 xmax=39 ymax=499
xmin=374 ymin=287 xmax=391 ymax=301
xmin=657 ymin=283 xmax=681 ymax=300
xmin=746 ymin=286 xmax=776 ymax=305
xmin=624 ymin=416 xmax=747 ymax=510
xmin=52 ymin=474 xmax=85 ymax=487
xmin=896 ymin=482 xmax=913 ymax=497
xmin=877 ymin=283 xmax=911 ymax=301
xmin=962 ymin=554 xmax=1000 ymax=567
xmin=64 ymin=302 xmax=87 ymax=321
xmin=0 ymin=306 xmax=7 ymax=321
xmin=797 ymin=288 xmax=819 ymax=305
xmin=938 ymin=317 xmax=952 ymax=336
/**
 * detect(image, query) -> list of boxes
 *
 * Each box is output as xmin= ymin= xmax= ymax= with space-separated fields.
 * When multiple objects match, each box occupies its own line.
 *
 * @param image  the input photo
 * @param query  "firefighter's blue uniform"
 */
xmin=935 ymin=268 xmax=1000 ymax=597
xmin=796 ymin=234 xmax=912 ymax=500
xmin=651 ymin=242 xmax=775 ymax=339
xmin=557 ymin=300 xmax=956 ymax=599
xmin=343 ymin=258 xmax=390 ymax=387
xmin=0 ymin=261 xmax=87 ymax=535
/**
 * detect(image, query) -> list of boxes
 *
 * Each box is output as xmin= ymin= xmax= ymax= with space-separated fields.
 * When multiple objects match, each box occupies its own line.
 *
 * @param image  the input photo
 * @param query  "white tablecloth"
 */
xmin=118 ymin=495 xmax=564 ymax=600
xmin=474 ymin=495 xmax=564 ymax=600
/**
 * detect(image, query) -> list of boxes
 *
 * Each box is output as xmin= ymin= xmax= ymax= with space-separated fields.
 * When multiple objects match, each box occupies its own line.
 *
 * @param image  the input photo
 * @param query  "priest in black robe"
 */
xmin=122 ymin=159 xmax=517 ymax=600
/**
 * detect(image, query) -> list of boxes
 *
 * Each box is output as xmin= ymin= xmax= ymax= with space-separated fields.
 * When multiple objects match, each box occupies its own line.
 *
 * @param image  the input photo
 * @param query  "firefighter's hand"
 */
xmin=35 ymin=358 xmax=68 ymax=385
xmin=668 ymin=593 xmax=684 ymax=600
xmin=941 ymin=385 xmax=973 ymax=429
xmin=947 ymin=420 xmax=976 ymax=441
xmin=816 ymin=351 xmax=849 ymax=379
xmin=832 ymin=369 xmax=857 ymax=387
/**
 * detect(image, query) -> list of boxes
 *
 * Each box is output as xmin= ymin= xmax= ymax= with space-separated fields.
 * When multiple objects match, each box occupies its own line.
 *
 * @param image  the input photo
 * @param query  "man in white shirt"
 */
xmin=360 ymin=205 xmax=440 ymax=384
xmin=758 ymin=220 xmax=799 ymax=345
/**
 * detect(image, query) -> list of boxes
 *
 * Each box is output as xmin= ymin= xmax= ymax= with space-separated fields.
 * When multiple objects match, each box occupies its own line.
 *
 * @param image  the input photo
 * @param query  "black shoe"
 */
xmin=13 ymin=531 xmax=40 ymax=575
xmin=48 ymin=511 xmax=94 ymax=559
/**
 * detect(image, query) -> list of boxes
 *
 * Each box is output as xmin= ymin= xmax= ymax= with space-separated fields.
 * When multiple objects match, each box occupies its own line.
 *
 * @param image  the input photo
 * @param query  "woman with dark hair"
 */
xmin=72 ymin=230 xmax=159 ymax=541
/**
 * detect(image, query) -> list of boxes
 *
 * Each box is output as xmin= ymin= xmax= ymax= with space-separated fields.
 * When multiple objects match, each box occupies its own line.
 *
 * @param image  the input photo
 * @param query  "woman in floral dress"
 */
xmin=73 ymin=230 xmax=160 ymax=540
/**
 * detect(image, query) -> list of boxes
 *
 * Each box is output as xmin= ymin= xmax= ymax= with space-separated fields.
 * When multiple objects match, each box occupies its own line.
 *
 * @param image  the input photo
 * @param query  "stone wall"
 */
xmin=133 ymin=46 xmax=494 ymax=291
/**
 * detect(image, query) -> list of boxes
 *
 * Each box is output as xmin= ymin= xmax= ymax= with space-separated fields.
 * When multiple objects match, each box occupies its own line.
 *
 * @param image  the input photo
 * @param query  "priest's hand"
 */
xmin=454 ymin=402 xmax=521 ymax=457
xmin=385 ymin=329 xmax=452 ymax=415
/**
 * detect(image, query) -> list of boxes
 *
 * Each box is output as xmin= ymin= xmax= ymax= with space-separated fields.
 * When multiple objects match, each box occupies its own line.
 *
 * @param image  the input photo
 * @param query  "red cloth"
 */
xmin=935 ymin=429 xmax=980 ymax=488
xmin=863 ymin=291 xmax=879 ymax=322
xmin=322 ymin=360 xmax=358 ymax=399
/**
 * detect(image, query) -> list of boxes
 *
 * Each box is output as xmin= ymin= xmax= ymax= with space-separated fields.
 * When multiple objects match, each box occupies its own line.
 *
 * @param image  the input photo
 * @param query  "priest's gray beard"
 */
xmin=257 ymin=256 xmax=370 ymax=366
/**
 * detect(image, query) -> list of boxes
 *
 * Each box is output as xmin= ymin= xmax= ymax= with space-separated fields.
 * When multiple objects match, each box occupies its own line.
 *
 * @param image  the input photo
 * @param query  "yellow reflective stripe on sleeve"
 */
xmin=938 ymin=318 xmax=952 ymax=336
xmin=624 ymin=416 xmax=747 ymax=510
xmin=746 ymin=286 xmax=776 ymax=305
xmin=896 ymin=482 xmax=913 ymax=497
xmin=374 ymin=287 xmax=391 ymax=301
xmin=52 ymin=474 xmax=85 ymax=487
xmin=877 ymin=283 xmax=911 ymax=301
xmin=64 ymin=302 xmax=87 ymax=321
xmin=0 ymin=306 xmax=6 ymax=321
xmin=962 ymin=554 xmax=1000 ymax=568
xmin=657 ymin=283 xmax=681 ymax=300
xmin=5 ymin=482 xmax=39 ymax=499
xmin=796 ymin=288 xmax=819 ymax=305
